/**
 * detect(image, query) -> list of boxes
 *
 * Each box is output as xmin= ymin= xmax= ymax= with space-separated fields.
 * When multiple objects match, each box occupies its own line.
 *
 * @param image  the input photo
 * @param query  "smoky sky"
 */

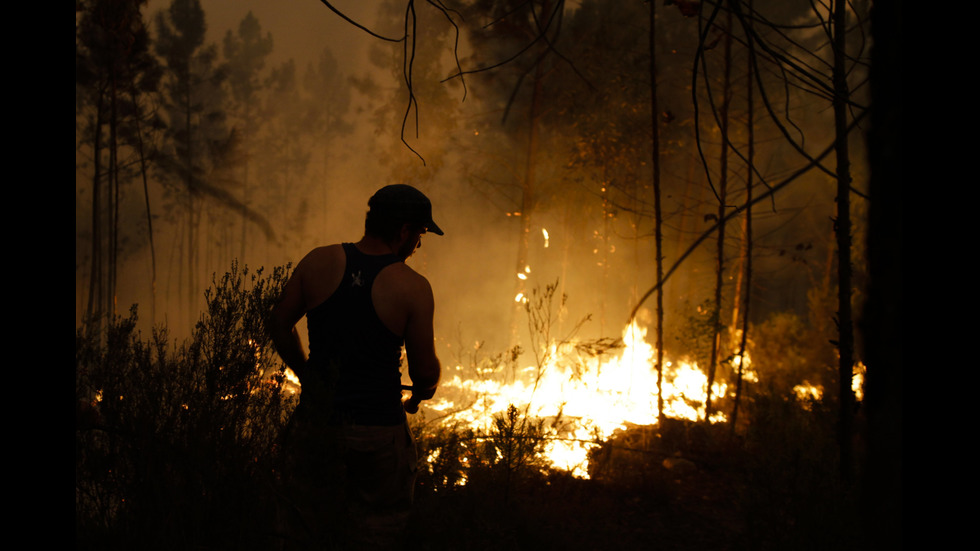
xmin=80 ymin=1 xmax=864 ymax=367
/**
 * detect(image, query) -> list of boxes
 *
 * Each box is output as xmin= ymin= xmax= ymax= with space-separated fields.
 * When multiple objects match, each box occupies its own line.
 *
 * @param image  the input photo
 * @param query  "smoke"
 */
xmin=78 ymin=1 xmax=867 ymax=369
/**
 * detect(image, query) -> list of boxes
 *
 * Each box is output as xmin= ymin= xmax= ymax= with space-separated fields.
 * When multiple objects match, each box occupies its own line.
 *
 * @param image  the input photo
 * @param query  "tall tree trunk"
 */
xmin=240 ymin=102 xmax=252 ymax=263
xmin=832 ymin=0 xmax=855 ymax=483
xmin=108 ymin=73 xmax=120 ymax=318
xmin=130 ymin=86 xmax=158 ymax=325
xmin=87 ymin=92 xmax=106 ymax=326
xmin=183 ymin=60 xmax=198 ymax=331
xmin=704 ymin=7 xmax=734 ymax=422
xmin=649 ymin=0 xmax=666 ymax=425
xmin=731 ymin=5 xmax=754 ymax=432
xmin=675 ymin=157 xmax=703 ymax=305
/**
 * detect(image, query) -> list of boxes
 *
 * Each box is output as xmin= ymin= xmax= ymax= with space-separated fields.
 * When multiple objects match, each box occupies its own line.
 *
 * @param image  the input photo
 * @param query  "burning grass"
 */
xmin=414 ymin=282 xmax=742 ymax=480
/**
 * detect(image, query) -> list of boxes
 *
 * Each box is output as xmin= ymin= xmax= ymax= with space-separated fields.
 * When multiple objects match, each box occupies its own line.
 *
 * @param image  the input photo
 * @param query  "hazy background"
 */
xmin=76 ymin=0 xmax=865 ymax=369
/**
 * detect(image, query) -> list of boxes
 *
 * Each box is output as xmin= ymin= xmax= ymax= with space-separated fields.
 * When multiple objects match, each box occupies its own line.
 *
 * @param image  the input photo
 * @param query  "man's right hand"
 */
xmin=404 ymin=395 xmax=422 ymax=414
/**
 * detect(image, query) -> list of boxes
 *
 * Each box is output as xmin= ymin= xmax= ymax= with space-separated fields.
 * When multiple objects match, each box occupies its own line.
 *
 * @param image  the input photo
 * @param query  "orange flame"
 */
xmin=426 ymin=321 xmax=731 ymax=478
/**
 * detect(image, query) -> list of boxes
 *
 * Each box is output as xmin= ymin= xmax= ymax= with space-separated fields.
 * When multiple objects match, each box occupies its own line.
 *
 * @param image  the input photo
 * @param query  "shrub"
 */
xmin=76 ymin=263 xmax=294 ymax=549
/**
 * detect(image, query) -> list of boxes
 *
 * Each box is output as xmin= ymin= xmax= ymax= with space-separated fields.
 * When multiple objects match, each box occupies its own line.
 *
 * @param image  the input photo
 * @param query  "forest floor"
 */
xmin=408 ymin=420 xmax=863 ymax=551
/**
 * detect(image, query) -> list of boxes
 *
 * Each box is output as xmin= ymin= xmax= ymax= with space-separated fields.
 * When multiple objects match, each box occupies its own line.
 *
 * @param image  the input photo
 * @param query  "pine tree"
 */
xmin=153 ymin=0 xmax=230 ymax=328
xmin=77 ymin=0 xmax=161 ymax=327
xmin=223 ymin=11 xmax=273 ymax=261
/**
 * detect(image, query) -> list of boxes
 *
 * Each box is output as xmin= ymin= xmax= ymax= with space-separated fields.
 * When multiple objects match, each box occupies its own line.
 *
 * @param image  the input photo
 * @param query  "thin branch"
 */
xmin=318 ymin=0 xmax=406 ymax=42
xmin=443 ymin=0 xmax=563 ymax=81
xmin=745 ymin=25 xmax=838 ymax=179
xmin=527 ymin=0 xmax=594 ymax=92
xmin=428 ymin=0 xmax=468 ymax=100
xmin=691 ymin=0 xmax=725 ymax=203
xmin=628 ymin=110 xmax=867 ymax=323
xmin=400 ymin=0 xmax=426 ymax=164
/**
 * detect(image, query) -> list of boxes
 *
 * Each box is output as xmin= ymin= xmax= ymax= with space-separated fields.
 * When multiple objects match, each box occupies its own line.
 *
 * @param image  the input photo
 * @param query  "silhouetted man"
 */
xmin=269 ymin=184 xmax=443 ymax=549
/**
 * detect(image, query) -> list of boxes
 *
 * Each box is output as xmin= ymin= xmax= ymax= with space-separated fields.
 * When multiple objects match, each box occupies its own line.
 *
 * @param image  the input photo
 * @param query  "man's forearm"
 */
xmin=269 ymin=320 xmax=307 ymax=376
xmin=408 ymin=358 xmax=440 ymax=401
xmin=404 ymin=361 xmax=439 ymax=414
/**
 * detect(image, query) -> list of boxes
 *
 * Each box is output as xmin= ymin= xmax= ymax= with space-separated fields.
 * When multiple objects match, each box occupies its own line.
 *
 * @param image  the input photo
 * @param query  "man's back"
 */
xmin=291 ymin=242 xmax=432 ymax=340
xmin=271 ymin=239 xmax=439 ymax=399
xmin=304 ymin=243 xmax=406 ymax=424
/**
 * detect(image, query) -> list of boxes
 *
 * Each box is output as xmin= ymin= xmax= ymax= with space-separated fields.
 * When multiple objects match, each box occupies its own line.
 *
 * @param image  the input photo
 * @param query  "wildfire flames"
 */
xmin=423 ymin=321 xmax=734 ymax=479
xmin=793 ymin=361 xmax=865 ymax=405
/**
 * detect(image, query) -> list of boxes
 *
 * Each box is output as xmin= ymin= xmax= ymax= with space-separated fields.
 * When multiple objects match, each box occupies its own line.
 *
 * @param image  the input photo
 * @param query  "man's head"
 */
xmin=364 ymin=185 xmax=444 ymax=251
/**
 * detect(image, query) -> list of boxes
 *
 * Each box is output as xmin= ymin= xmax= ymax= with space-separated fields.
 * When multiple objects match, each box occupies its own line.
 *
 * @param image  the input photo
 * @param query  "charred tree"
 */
xmin=703 ymin=6 xmax=735 ymax=423
xmin=831 ymin=0 xmax=856 ymax=484
xmin=649 ymin=0 xmax=666 ymax=425
xmin=730 ymin=0 xmax=755 ymax=432
xmin=128 ymin=82 xmax=159 ymax=324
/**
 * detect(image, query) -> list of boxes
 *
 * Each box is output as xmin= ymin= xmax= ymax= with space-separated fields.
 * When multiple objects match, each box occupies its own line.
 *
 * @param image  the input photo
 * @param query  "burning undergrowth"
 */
xmin=409 ymin=282 xmax=748 ymax=484
xmin=77 ymin=267 xmax=862 ymax=549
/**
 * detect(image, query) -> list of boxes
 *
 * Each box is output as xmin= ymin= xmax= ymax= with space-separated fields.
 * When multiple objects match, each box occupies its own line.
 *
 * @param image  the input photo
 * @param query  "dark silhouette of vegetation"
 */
xmin=76 ymin=263 xmax=292 ymax=549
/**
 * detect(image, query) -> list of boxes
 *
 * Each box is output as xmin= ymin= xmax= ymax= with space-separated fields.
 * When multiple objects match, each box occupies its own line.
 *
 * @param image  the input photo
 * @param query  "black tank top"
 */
xmin=303 ymin=243 xmax=405 ymax=425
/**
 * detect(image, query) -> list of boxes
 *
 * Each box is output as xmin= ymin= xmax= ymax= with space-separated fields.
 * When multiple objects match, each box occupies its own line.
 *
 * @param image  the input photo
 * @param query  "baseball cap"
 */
xmin=368 ymin=184 xmax=444 ymax=236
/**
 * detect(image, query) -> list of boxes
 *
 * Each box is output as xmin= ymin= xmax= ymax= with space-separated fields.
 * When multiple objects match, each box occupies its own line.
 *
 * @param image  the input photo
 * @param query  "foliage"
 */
xmin=76 ymin=263 xmax=293 ymax=549
xmin=523 ymin=280 xmax=619 ymax=383
xmin=672 ymin=298 xmax=721 ymax=372
xmin=411 ymin=384 xmax=861 ymax=550
xmin=483 ymin=405 xmax=547 ymax=477
xmin=415 ymin=281 xmax=617 ymax=505
xmin=76 ymin=0 xmax=164 ymax=323
xmin=736 ymin=390 xmax=860 ymax=550
xmin=749 ymin=310 xmax=835 ymax=398
xmin=414 ymin=403 xmax=549 ymax=508
xmin=414 ymin=423 xmax=476 ymax=495
xmin=153 ymin=0 xmax=232 ymax=200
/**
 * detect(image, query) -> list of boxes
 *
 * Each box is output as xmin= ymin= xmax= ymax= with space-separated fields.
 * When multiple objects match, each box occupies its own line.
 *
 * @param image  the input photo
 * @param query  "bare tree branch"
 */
xmin=318 ymin=0 xmax=406 ymax=42
xmin=628 ymin=110 xmax=867 ymax=323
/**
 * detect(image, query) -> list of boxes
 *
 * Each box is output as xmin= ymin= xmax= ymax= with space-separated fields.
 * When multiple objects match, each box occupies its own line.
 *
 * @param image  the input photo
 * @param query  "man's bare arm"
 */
xmin=269 ymin=263 xmax=309 ymax=377
xmin=403 ymin=275 xmax=440 ymax=411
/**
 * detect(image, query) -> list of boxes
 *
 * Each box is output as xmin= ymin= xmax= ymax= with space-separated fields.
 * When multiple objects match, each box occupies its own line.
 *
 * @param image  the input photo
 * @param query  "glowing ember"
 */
xmin=283 ymin=368 xmax=301 ymax=395
xmin=792 ymin=362 xmax=865 ymax=405
xmin=852 ymin=361 xmax=865 ymax=401
xmin=542 ymin=228 xmax=550 ymax=248
xmin=793 ymin=382 xmax=822 ymax=402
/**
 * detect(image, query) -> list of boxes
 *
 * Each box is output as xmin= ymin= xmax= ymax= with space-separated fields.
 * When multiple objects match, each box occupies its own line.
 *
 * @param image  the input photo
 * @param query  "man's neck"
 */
xmin=355 ymin=234 xmax=399 ymax=256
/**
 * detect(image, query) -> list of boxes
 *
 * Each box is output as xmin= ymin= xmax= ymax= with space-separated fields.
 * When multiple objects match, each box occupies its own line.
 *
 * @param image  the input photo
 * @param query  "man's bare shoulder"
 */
xmin=304 ymin=244 xmax=345 ymax=261
xmin=297 ymin=244 xmax=345 ymax=272
xmin=290 ymin=244 xmax=347 ymax=309
xmin=383 ymin=262 xmax=432 ymax=293
xmin=375 ymin=263 xmax=434 ymax=317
